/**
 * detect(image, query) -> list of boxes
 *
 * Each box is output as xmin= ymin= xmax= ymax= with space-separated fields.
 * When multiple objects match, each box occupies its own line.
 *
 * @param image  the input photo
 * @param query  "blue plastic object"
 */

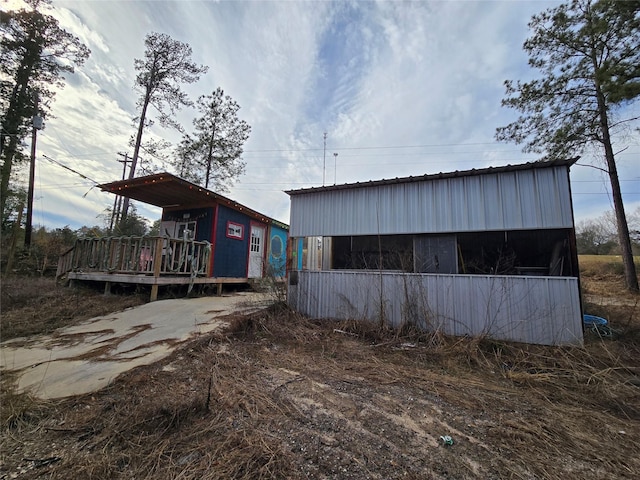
xmin=583 ymin=314 xmax=608 ymax=327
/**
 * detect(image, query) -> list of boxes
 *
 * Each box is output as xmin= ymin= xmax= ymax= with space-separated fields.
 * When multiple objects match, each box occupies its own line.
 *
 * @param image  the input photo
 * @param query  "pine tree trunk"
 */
xmin=604 ymin=147 xmax=639 ymax=292
xmin=0 ymin=136 xmax=19 ymax=221
xmin=120 ymin=89 xmax=151 ymax=226
xmin=593 ymin=66 xmax=639 ymax=292
xmin=205 ymin=120 xmax=217 ymax=189
xmin=1 ymin=70 xmax=34 ymax=221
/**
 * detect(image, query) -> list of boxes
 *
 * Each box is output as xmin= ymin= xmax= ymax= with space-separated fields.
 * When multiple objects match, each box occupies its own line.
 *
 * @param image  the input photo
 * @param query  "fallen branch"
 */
xmin=23 ymin=456 xmax=62 ymax=468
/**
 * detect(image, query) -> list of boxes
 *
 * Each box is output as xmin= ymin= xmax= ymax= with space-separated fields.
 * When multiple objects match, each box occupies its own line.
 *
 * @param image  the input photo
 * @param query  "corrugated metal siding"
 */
xmin=289 ymin=166 xmax=573 ymax=237
xmin=288 ymin=271 xmax=583 ymax=346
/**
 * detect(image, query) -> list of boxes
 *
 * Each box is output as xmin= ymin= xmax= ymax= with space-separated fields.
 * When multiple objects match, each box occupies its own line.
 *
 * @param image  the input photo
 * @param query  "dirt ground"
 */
xmin=1 ymin=259 xmax=639 ymax=479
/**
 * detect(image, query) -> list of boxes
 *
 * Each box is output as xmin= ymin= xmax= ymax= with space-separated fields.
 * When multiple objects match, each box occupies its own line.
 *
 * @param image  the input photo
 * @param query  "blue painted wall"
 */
xmin=162 ymin=204 xmax=289 ymax=279
xmin=268 ymin=224 xmax=288 ymax=277
xmin=213 ymin=205 xmax=251 ymax=278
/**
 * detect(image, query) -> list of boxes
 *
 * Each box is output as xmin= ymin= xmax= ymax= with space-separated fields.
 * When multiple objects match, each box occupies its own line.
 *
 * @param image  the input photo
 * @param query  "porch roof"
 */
xmin=99 ymin=172 xmax=288 ymax=229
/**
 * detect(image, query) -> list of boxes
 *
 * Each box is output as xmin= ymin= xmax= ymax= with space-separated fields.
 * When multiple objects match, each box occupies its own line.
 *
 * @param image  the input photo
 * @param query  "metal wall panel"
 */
xmin=289 ymin=166 xmax=574 ymax=237
xmin=288 ymin=271 xmax=583 ymax=346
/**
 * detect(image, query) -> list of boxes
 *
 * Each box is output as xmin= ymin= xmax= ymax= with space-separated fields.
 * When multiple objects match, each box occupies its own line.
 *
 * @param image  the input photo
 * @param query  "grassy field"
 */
xmin=1 ymin=259 xmax=639 ymax=479
xmin=579 ymin=254 xmax=640 ymax=273
xmin=579 ymin=255 xmax=639 ymax=327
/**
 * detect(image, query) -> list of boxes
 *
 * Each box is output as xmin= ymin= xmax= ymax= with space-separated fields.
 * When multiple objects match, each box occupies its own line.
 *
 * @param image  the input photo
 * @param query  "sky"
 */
xmin=3 ymin=0 xmax=640 ymax=231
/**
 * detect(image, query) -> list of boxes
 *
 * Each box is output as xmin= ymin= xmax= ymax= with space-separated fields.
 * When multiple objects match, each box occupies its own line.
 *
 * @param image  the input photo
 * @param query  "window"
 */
xmin=251 ymin=231 xmax=261 ymax=252
xmin=226 ymin=221 xmax=244 ymax=240
xmin=177 ymin=221 xmax=196 ymax=240
xmin=331 ymin=235 xmax=413 ymax=271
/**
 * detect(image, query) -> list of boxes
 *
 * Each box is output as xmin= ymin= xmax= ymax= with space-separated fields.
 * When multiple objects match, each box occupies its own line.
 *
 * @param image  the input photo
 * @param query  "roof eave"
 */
xmin=285 ymin=157 xmax=580 ymax=196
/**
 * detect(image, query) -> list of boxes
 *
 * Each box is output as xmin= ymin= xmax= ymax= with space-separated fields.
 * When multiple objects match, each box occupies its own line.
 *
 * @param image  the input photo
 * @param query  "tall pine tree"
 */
xmin=496 ymin=0 xmax=640 ymax=292
xmin=120 ymin=32 xmax=207 ymax=225
xmin=0 ymin=0 xmax=90 ymax=223
xmin=174 ymin=88 xmax=250 ymax=192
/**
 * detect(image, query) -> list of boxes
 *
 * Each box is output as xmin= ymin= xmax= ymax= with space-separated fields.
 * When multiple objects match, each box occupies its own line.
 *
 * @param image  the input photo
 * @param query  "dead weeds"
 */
xmin=1 ymin=261 xmax=639 ymax=479
xmin=1 ymin=304 xmax=638 ymax=479
xmin=1 ymin=277 xmax=147 ymax=340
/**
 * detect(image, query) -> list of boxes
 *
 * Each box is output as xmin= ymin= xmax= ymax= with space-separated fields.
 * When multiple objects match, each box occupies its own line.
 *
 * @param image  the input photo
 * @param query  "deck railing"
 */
xmin=57 ymin=236 xmax=211 ymax=279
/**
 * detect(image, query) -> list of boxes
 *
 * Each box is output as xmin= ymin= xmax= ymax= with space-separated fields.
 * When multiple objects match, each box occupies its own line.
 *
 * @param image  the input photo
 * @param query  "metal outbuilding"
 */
xmin=285 ymin=158 xmax=583 ymax=346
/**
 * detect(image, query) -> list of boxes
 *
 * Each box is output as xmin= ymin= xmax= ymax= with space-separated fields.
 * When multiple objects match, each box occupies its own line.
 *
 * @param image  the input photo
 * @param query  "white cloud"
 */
xmin=5 ymin=0 xmax=637 ymax=230
xmin=54 ymin=6 xmax=110 ymax=54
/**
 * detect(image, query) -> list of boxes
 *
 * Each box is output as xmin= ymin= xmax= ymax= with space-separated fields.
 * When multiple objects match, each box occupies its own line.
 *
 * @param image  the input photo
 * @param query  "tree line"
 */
xmin=577 ymin=207 xmax=640 ymax=255
xmin=1 ymin=203 xmax=158 ymax=275
xmin=1 ymin=0 xmax=250 ymax=236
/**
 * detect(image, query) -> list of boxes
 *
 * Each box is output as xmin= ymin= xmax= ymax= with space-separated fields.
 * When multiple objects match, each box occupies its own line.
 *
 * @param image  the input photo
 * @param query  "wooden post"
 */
xmin=150 ymin=236 xmax=164 ymax=302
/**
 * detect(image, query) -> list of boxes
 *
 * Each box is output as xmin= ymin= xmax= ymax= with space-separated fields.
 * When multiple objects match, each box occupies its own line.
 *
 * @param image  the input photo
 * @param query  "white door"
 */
xmin=248 ymin=225 xmax=265 ymax=278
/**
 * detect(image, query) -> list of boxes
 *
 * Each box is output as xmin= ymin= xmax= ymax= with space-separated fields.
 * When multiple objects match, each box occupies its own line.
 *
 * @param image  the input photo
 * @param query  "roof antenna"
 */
xmin=323 ymin=132 xmax=327 ymax=186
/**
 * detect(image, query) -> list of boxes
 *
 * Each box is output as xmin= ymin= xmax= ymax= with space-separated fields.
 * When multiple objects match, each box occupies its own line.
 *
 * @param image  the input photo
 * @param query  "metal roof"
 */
xmin=287 ymin=158 xmax=577 ymax=237
xmin=285 ymin=157 xmax=580 ymax=196
xmin=99 ymin=173 xmax=288 ymax=229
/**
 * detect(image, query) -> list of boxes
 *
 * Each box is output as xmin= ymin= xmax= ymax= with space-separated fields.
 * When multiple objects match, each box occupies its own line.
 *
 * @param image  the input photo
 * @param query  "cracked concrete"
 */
xmin=0 ymin=292 xmax=270 ymax=399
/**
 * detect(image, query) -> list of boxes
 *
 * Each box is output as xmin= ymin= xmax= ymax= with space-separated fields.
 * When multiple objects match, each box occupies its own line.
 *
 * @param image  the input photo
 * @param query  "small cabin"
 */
xmin=57 ymin=173 xmax=288 ymax=300
xmin=286 ymin=158 xmax=584 ymax=346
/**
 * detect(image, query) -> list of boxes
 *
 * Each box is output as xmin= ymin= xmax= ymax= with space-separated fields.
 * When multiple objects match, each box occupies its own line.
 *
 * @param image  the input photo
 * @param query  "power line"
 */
xmin=28 ymin=130 xmax=640 ymax=162
xmin=41 ymin=155 xmax=100 ymax=184
xmin=243 ymin=141 xmax=526 ymax=153
xmin=572 ymin=179 xmax=637 ymax=182
xmin=573 ymin=192 xmax=640 ymax=195
xmin=33 ymin=182 xmax=95 ymax=189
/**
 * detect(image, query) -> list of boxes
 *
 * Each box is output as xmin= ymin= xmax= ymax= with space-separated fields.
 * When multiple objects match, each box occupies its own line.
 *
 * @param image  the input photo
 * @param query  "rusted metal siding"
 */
xmin=289 ymin=166 xmax=573 ymax=237
xmin=288 ymin=271 xmax=583 ymax=346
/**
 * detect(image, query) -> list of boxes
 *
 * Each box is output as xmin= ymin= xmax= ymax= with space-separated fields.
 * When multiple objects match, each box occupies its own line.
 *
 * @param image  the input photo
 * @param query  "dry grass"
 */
xmin=1 ymin=261 xmax=639 ymax=479
xmin=1 ymin=277 xmax=147 ymax=340
xmin=579 ymin=255 xmax=640 ymax=336
xmin=579 ymin=254 xmax=640 ymax=297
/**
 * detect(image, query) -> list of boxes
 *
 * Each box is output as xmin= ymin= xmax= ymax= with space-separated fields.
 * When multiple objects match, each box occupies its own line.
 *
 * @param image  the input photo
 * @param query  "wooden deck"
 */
xmin=58 ymin=235 xmax=247 ymax=300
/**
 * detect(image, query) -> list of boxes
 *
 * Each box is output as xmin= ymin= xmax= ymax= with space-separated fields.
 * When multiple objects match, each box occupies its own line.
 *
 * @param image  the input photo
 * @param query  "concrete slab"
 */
xmin=0 ymin=292 xmax=270 ymax=399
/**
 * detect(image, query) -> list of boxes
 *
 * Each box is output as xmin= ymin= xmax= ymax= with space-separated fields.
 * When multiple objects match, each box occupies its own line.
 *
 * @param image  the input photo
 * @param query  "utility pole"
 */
xmin=333 ymin=152 xmax=338 ymax=185
xmin=110 ymin=152 xmax=131 ymax=233
xmin=117 ymin=153 xmax=136 ymax=231
xmin=24 ymin=92 xmax=43 ymax=247
xmin=322 ymin=132 xmax=327 ymax=186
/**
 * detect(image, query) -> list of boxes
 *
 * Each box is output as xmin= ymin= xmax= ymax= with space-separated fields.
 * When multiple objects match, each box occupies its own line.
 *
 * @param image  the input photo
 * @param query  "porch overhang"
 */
xmin=99 ymin=173 xmax=224 ymax=209
xmin=99 ymin=173 xmax=280 ymax=225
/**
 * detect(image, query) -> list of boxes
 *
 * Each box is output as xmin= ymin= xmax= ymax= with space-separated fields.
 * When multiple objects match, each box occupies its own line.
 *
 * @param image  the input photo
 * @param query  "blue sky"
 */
xmin=4 ymin=0 xmax=639 ymax=230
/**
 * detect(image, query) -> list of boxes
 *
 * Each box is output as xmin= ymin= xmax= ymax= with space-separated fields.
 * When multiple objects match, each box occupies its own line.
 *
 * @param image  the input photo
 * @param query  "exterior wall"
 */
xmin=267 ymin=224 xmax=288 ymax=277
xmin=289 ymin=166 xmax=573 ymax=237
xmin=160 ymin=206 xmax=289 ymax=279
xmin=288 ymin=270 xmax=583 ymax=346
xmin=213 ymin=205 xmax=251 ymax=278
